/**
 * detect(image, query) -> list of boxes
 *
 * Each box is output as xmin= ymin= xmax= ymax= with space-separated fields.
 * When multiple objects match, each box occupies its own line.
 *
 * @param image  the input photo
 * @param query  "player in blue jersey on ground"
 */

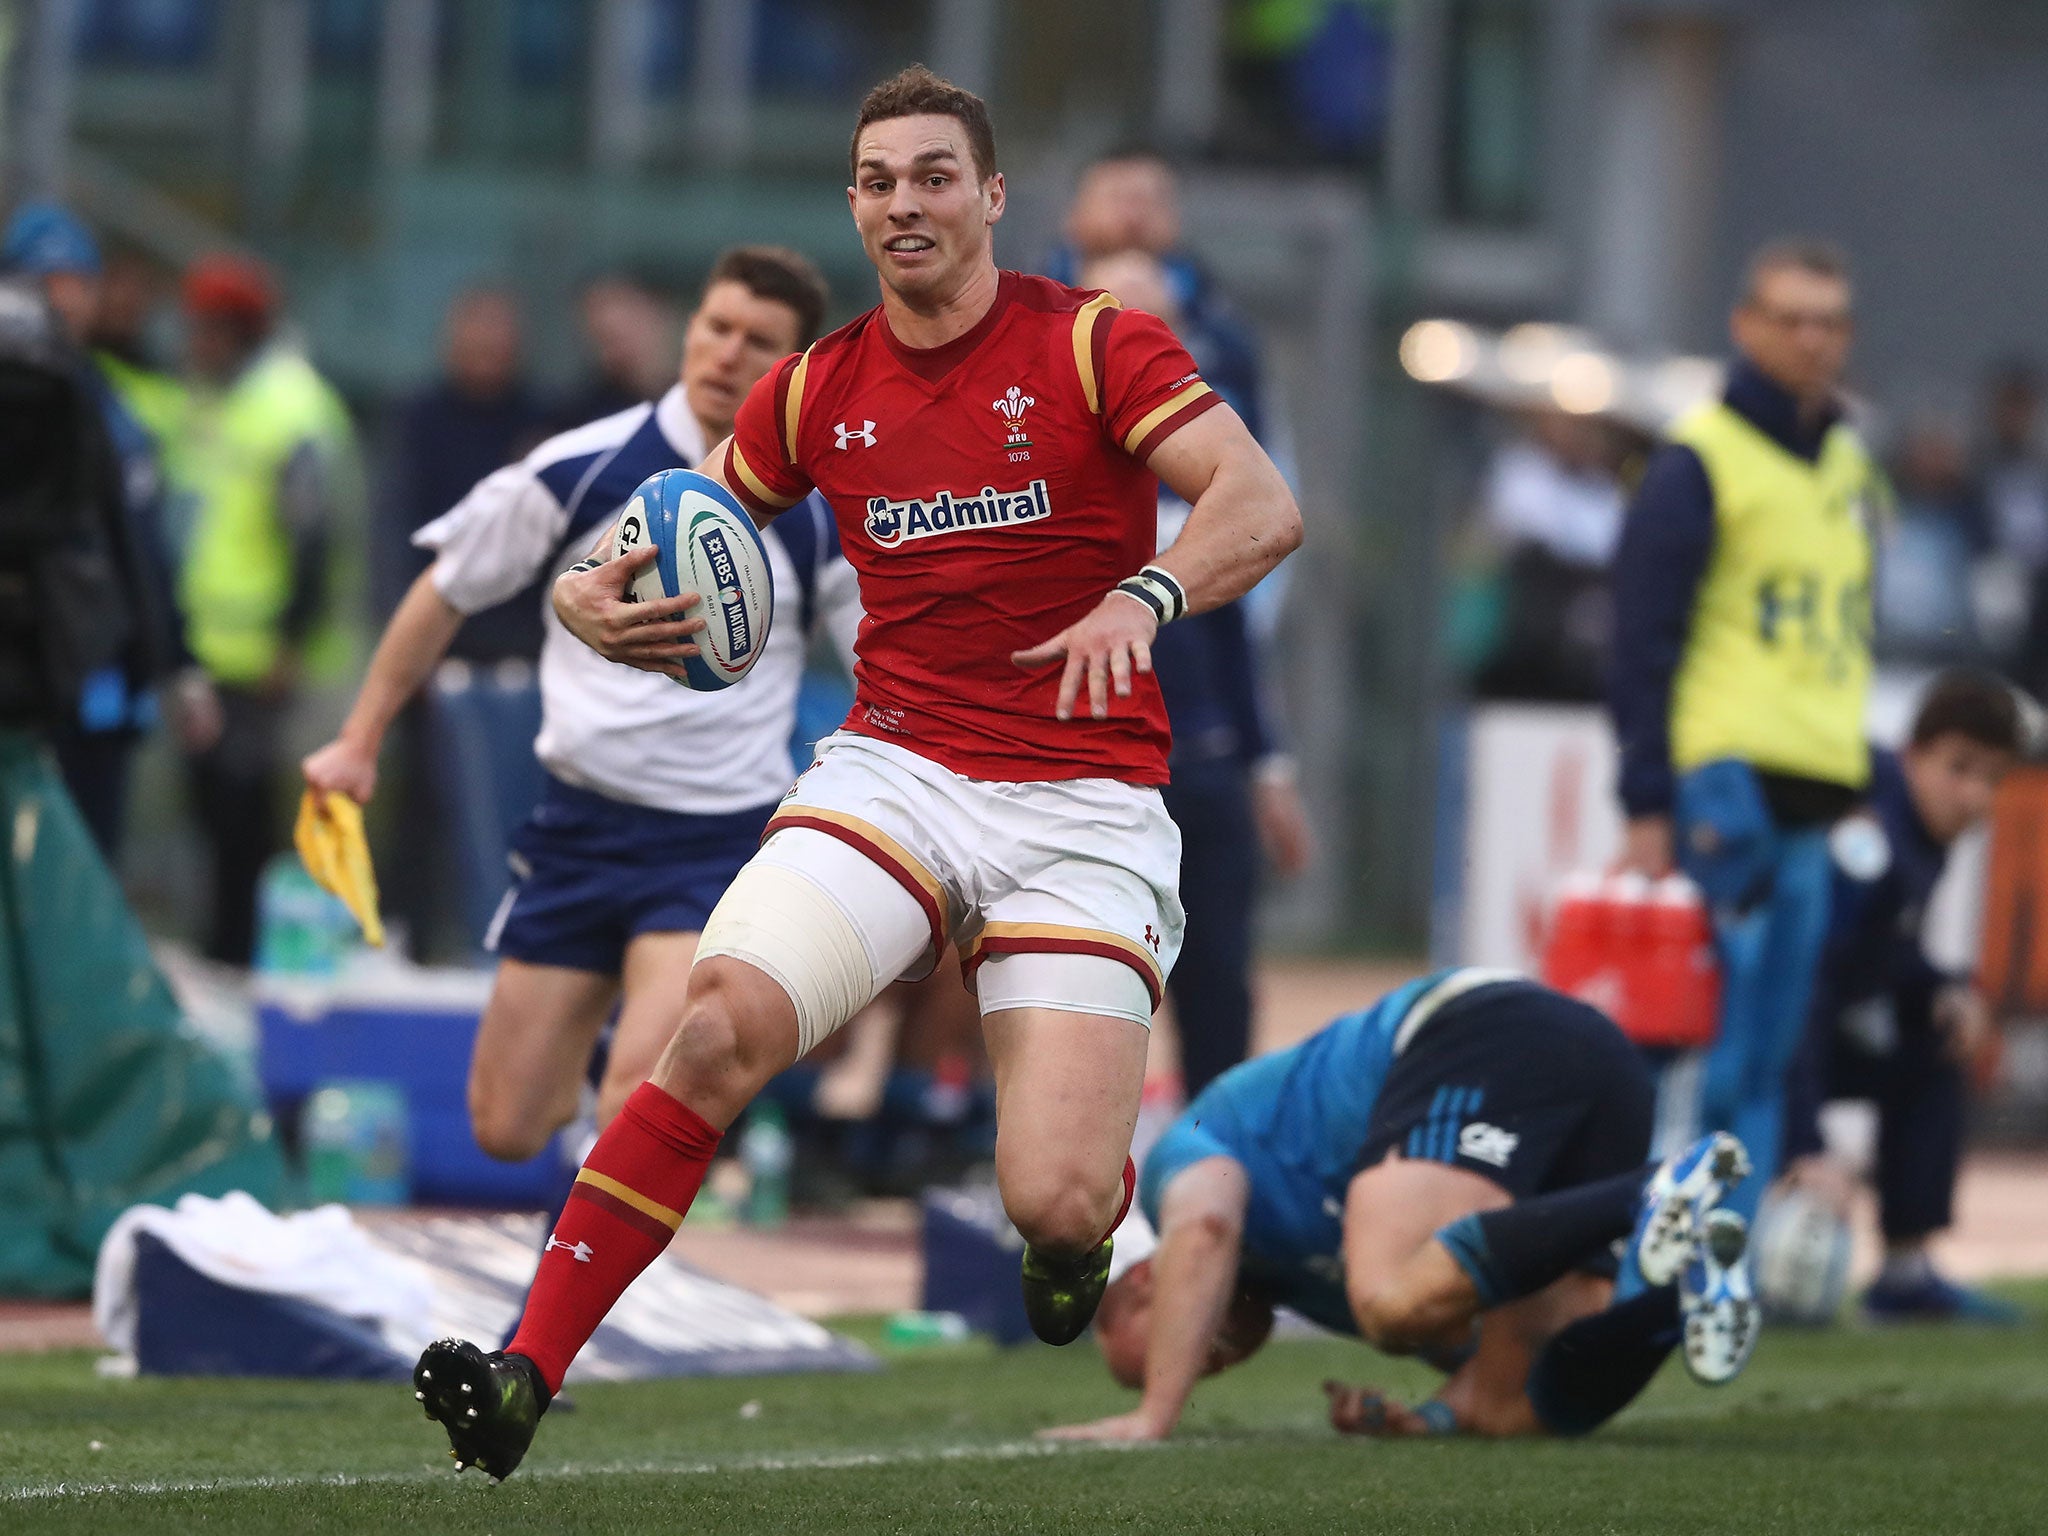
xmin=1045 ymin=970 xmax=1760 ymax=1442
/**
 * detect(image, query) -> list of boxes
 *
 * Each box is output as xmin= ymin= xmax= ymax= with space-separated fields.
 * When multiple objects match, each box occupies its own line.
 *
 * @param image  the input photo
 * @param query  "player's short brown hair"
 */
xmin=1741 ymin=237 xmax=1852 ymax=304
xmin=704 ymin=245 xmax=830 ymax=347
xmin=849 ymin=64 xmax=997 ymax=185
xmin=1910 ymin=670 xmax=2026 ymax=756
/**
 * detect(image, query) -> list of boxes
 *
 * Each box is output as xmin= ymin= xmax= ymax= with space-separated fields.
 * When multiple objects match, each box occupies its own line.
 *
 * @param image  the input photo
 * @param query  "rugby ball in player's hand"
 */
xmin=611 ymin=468 xmax=774 ymax=691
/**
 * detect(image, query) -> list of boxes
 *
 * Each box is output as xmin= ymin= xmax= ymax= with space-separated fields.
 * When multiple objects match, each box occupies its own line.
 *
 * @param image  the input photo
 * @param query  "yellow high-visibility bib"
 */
xmin=1666 ymin=400 xmax=1880 ymax=789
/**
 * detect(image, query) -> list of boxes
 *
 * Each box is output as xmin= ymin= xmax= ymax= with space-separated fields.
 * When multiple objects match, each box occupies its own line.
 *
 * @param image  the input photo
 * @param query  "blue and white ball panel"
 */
xmin=613 ymin=468 xmax=775 ymax=691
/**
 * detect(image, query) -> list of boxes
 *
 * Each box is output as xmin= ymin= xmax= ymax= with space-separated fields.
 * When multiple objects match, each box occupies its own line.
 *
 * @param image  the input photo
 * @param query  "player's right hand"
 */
xmin=1011 ymin=590 xmax=1157 ymax=722
xmin=302 ymin=736 xmax=378 ymax=804
xmin=552 ymin=544 xmax=709 ymax=681
xmin=1617 ymin=814 xmax=1676 ymax=878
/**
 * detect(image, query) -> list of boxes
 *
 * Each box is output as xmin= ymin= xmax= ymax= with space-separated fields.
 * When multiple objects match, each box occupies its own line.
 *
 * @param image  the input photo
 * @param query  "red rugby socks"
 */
xmin=506 ymin=1081 xmax=721 ymax=1394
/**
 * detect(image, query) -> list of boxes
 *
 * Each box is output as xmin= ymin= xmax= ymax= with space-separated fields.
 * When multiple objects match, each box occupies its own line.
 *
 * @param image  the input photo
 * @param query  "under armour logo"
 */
xmin=1143 ymin=924 xmax=1161 ymax=954
xmin=835 ymin=420 xmax=877 ymax=449
xmin=545 ymin=1235 xmax=594 ymax=1263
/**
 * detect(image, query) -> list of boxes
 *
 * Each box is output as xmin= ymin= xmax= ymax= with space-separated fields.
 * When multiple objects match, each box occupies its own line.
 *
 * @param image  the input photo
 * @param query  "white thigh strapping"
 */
xmin=695 ymin=828 xmax=931 ymax=1056
xmin=973 ymin=949 xmax=1154 ymax=1027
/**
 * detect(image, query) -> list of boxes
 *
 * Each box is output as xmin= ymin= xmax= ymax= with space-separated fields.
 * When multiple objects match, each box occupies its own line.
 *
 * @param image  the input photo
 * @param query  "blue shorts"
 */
xmin=487 ymin=776 xmax=776 ymax=975
xmin=1358 ymin=982 xmax=1655 ymax=1201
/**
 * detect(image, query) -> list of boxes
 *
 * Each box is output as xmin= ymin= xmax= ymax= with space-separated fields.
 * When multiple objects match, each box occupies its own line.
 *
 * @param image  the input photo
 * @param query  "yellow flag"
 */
xmin=293 ymin=789 xmax=386 ymax=947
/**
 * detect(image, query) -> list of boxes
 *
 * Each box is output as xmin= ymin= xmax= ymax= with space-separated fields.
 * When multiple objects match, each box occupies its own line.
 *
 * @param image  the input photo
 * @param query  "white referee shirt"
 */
xmin=414 ymin=385 xmax=861 ymax=816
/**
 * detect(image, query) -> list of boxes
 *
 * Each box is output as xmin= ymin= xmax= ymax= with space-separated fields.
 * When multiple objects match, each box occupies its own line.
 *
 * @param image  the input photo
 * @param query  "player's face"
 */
xmin=1731 ymin=266 xmax=1853 ymax=402
xmin=680 ymin=279 xmax=803 ymax=437
xmin=1903 ymin=733 xmax=2014 ymax=844
xmin=1094 ymin=1260 xmax=1272 ymax=1390
xmin=847 ymin=114 xmax=1003 ymax=306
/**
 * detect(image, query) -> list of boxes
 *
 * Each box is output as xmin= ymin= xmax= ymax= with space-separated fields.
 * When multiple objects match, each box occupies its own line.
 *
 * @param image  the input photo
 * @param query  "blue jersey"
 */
xmin=1139 ymin=968 xmax=1511 ymax=1333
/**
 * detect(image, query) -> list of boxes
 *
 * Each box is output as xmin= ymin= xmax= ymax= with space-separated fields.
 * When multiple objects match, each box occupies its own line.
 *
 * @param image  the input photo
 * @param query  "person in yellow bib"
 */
xmin=1610 ymin=239 xmax=1882 ymax=1223
xmin=173 ymin=253 xmax=358 ymax=965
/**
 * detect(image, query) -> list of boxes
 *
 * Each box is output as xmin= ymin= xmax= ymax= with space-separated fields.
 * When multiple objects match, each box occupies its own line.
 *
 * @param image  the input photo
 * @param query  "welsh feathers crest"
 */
xmin=993 ymin=386 xmax=1035 ymax=455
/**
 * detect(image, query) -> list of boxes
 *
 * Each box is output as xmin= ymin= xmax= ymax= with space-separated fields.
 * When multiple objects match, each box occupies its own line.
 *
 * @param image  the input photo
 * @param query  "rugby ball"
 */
xmin=611 ymin=468 xmax=774 ymax=691
xmin=1750 ymin=1185 xmax=1853 ymax=1327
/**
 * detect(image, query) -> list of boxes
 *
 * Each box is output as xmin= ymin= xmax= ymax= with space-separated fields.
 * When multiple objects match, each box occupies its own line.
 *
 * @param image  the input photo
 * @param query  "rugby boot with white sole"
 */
xmin=414 ymin=1338 xmax=547 ymax=1482
xmin=1680 ymin=1208 xmax=1760 ymax=1385
xmin=1631 ymin=1132 xmax=1751 ymax=1290
xmin=1020 ymin=1237 xmax=1114 ymax=1345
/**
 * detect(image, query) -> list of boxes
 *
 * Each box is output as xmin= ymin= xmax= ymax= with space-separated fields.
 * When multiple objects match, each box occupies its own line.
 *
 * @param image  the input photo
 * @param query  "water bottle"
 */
xmin=257 ymin=856 xmax=355 ymax=977
xmin=304 ymin=1080 xmax=412 ymax=1205
xmin=739 ymin=1102 xmax=793 ymax=1227
xmin=882 ymin=1310 xmax=972 ymax=1348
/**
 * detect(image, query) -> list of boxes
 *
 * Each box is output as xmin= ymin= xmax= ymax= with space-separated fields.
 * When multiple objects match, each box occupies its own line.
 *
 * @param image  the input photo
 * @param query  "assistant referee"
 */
xmin=1610 ymin=238 xmax=1884 ymax=1220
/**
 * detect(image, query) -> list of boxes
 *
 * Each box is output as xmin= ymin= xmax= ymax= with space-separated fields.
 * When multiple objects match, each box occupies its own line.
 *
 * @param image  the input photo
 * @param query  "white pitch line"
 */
xmin=10 ymin=1379 xmax=2048 ymax=1504
xmin=0 ymin=1435 xmax=1162 ymax=1502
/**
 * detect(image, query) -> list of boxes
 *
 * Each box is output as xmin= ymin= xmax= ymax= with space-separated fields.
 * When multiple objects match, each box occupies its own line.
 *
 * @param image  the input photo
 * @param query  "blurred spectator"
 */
xmin=174 ymin=253 xmax=358 ymax=965
xmin=555 ymin=274 xmax=677 ymax=428
xmin=88 ymin=249 xmax=185 ymax=449
xmin=1467 ymin=410 xmax=1629 ymax=702
xmin=1876 ymin=414 xmax=1984 ymax=664
xmin=1050 ymin=150 xmax=1294 ymax=638
xmin=1975 ymin=361 xmax=2048 ymax=683
xmin=376 ymin=288 xmax=552 ymax=956
xmin=380 ymin=288 xmax=550 ymax=653
xmin=1077 ymin=249 xmax=1311 ymax=1099
xmin=1610 ymin=238 xmax=1880 ymax=1221
xmin=1226 ymin=0 xmax=1396 ymax=164
xmin=1782 ymin=671 xmax=2024 ymax=1323
xmin=1048 ymin=151 xmax=1271 ymax=443
xmin=0 ymin=203 xmax=201 ymax=858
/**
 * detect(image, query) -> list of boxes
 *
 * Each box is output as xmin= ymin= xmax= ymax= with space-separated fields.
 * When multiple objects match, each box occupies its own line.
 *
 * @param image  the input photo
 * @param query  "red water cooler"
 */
xmin=1539 ymin=874 xmax=1720 ymax=1049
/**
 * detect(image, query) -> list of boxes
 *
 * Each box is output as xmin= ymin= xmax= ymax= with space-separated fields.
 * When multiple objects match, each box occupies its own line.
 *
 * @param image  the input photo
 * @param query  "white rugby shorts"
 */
xmin=754 ymin=730 xmax=1184 ymax=1020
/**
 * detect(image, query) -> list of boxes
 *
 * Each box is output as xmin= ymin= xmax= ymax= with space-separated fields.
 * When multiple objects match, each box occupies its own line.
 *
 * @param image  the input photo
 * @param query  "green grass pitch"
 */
xmin=3 ymin=1285 xmax=2044 ymax=1534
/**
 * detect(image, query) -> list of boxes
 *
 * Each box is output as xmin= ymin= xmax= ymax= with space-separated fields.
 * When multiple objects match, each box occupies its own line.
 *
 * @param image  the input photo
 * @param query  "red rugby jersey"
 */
xmin=728 ymin=270 xmax=1221 ymax=784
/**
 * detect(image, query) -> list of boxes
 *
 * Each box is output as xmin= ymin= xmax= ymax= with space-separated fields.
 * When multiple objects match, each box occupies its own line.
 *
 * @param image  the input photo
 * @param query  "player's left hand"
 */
xmin=1253 ymin=770 xmax=1313 ymax=878
xmin=1933 ymin=984 xmax=1996 ymax=1074
xmin=1323 ymin=1380 xmax=1435 ymax=1438
xmin=1011 ymin=592 xmax=1157 ymax=722
xmin=1036 ymin=1410 xmax=1171 ymax=1443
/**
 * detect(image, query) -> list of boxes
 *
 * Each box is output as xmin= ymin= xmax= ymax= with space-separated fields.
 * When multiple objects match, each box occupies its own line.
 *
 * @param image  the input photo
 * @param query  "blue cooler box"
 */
xmin=258 ymin=967 xmax=557 ymax=1207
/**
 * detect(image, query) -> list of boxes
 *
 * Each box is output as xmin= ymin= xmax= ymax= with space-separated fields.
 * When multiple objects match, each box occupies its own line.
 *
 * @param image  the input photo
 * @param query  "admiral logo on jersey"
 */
xmin=864 ymin=479 xmax=1052 ymax=549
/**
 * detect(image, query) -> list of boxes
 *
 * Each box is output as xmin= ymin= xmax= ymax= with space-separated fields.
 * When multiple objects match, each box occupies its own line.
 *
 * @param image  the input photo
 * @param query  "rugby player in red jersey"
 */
xmin=411 ymin=66 xmax=1302 ymax=1480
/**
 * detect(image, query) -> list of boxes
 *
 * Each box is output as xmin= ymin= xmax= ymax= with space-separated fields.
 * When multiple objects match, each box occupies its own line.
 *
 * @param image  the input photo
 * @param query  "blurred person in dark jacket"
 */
xmin=381 ymin=288 xmax=551 ymax=655
xmin=554 ymin=274 xmax=677 ymax=429
xmin=1877 ymin=415 xmax=1985 ymax=665
xmin=1781 ymin=672 xmax=2022 ymax=1323
xmin=378 ymin=288 xmax=552 ymax=955
xmin=1080 ymin=250 xmax=1311 ymax=1098
xmin=1049 ymin=150 xmax=1273 ymax=447
xmin=1470 ymin=410 xmax=1629 ymax=703
xmin=1974 ymin=362 xmax=2048 ymax=686
xmin=1 ymin=203 xmax=205 ymax=858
